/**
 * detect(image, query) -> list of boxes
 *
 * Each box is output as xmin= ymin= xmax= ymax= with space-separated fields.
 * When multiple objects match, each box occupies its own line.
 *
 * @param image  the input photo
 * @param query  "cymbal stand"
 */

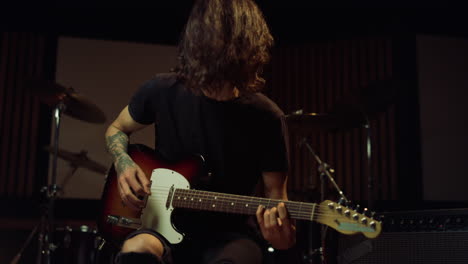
xmin=300 ymin=138 xmax=349 ymax=264
xmin=11 ymin=101 xmax=65 ymax=264
xmin=364 ymin=117 xmax=374 ymax=209
xmin=38 ymin=100 xmax=66 ymax=263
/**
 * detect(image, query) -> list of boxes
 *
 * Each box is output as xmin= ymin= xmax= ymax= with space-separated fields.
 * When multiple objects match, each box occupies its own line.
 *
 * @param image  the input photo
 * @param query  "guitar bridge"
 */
xmin=106 ymin=215 xmax=141 ymax=229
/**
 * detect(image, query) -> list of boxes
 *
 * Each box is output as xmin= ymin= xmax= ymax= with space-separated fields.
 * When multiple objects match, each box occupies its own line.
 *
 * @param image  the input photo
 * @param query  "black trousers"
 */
xmin=116 ymin=229 xmax=266 ymax=264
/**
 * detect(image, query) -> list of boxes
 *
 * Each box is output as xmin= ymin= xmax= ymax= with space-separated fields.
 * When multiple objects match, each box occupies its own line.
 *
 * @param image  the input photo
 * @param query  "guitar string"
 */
xmin=143 ymin=194 xmax=374 ymax=222
xmin=129 ymin=184 xmax=373 ymax=221
xmin=146 ymin=190 xmax=317 ymax=212
xmin=143 ymin=187 xmax=365 ymax=219
xmin=146 ymin=187 xmax=357 ymax=212
xmin=147 ymin=186 xmax=320 ymax=207
xmin=139 ymin=203 xmax=362 ymax=222
xmin=143 ymin=197 xmax=362 ymax=220
xmin=143 ymin=203 xmax=359 ymax=219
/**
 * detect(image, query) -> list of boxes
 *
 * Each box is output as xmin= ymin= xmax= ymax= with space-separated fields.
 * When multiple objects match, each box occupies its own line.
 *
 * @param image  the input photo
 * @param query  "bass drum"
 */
xmin=53 ymin=225 xmax=104 ymax=264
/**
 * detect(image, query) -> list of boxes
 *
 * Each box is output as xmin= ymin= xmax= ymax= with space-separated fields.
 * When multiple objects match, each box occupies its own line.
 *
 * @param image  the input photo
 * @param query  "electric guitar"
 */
xmin=98 ymin=144 xmax=382 ymax=246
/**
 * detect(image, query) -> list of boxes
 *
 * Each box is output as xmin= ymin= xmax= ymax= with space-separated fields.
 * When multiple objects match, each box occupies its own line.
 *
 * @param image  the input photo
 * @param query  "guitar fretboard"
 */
xmin=172 ymin=188 xmax=317 ymax=221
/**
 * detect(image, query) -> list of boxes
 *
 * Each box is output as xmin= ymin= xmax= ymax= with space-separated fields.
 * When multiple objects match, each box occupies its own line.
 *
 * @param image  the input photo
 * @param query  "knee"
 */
xmin=121 ymin=233 xmax=165 ymax=257
xmin=210 ymin=239 xmax=263 ymax=264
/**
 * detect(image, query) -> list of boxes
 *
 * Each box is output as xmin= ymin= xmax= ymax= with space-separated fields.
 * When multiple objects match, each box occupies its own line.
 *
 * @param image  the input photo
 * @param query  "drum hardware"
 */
xmin=43 ymin=147 xmax=108 ymax=175
xmin=42 ymin=146 xmax=108 ymax=194
xmin=287 ymin=79 xmax=397 ymax=209
xmin=287 ymin=79 xmax=396 ymax=264
xmin=299 ymin=138 xmax=351 ymax=264
xmin=53 ymin=225 xmax=103 ymax=264
xmin=96 ymin=236 xmax=106 ymax=251
xmin=23 ymin=77 xmax=107 ymax=124
xmin=285 ymin=110 xmax=365 ymax=133
xmin=327 ymin=79 xmax=397 ymax=209
xmin=10 ymin=78 xmax=108 ymax=264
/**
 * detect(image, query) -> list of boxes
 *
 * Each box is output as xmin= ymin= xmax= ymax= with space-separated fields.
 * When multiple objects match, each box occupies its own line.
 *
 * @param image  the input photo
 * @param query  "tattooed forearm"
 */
xmin=106 ymin=131 xmax=129 ymax=158
xmin=115 ymin=153 xmax=136 ymax=174
xmin=106 ymin=131 xmax=135 ymax=174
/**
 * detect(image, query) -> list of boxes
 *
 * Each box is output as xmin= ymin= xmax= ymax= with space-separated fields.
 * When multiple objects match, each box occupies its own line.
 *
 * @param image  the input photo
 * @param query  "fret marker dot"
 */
xmin=214 ymin=197 xmax=217 ymax=200
xmin=246 ymin=204 xmax=249 ymax=207
xmin=212 ymin=204 xmax=216 ymax=207
xmin=199 ymin=199 xmax=202 ymax=202
xmin=184 ymin=197 xmax=187 ymax=200
xmin=231 ymin=203 xmax=234 ymax=206
xmin=191 ymin=198 xmax=194 ymax=201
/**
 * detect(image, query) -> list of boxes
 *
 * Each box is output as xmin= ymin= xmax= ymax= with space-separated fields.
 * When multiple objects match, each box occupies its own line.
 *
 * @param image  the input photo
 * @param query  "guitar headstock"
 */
xmin=316 ymin=200 xmax=382 ymax=238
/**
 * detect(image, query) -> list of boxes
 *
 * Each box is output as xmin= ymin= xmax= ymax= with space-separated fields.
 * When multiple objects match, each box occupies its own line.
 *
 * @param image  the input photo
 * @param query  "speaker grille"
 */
xmin=338 ymin=231 xmax=468 ymax=264
xmin=337 ymin=208 xmax=468 ymax=264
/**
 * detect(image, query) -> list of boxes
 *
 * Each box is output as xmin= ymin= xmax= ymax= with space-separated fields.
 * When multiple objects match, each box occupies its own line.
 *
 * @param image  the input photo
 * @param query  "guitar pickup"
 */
xmin=106 ymin=215 xmax=141 ymax=229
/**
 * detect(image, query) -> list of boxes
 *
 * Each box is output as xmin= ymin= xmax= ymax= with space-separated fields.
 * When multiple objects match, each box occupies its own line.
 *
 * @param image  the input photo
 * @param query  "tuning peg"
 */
xmin=352 ymin=213 xmax=359 ymax=221
xmin=361 ymin=217 xmax=368 ymax=225
xmin=335 ymin=205 xmax=343 ymax=214
xmin=344 ymin=209 xmax=351 ymax=218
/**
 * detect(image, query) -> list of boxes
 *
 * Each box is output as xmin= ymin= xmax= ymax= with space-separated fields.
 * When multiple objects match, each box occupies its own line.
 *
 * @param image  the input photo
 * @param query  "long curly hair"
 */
xmin=176 ymin=0 xmax=273 ymax=95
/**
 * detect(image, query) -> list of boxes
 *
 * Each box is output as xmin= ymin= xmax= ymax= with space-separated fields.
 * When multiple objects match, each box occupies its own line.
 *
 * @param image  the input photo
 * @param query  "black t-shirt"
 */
xmin=128 ymin=73 xmax=288 ymax=235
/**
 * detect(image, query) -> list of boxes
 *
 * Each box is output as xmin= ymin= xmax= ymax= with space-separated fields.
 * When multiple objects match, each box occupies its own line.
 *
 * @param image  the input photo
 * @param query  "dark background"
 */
xmin=3 ymin=4 xmax=468 ymax=44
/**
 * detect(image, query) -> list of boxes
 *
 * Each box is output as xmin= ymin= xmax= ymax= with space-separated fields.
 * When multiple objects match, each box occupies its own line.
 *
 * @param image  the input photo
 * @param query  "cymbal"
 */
xmin=44 ymin=146 xmax=108 ymax=174
xmin=286 ymin=112 xmax=365 ymax=132
xmin=329 ymin=79 xmax=397 ymax=119
xmin=24 ymin=77 xmax=106 ymax=124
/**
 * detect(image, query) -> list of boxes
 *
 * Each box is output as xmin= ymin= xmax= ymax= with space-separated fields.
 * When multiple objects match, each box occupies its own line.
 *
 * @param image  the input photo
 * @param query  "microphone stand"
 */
xmin=301 ymin=138 xmax=349 ymax=203
xmin=300 ymin=137 xmax=349 ymax=264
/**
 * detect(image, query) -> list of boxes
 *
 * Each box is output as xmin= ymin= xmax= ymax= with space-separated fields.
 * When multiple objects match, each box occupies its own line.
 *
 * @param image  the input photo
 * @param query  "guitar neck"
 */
xmin=172 ymin=188 xmax=317 ymax=221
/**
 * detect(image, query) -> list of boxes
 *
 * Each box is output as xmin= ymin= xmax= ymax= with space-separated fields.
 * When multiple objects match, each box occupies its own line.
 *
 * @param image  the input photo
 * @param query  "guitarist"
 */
xmin=104 ymin=0 xmax=296 ymax=263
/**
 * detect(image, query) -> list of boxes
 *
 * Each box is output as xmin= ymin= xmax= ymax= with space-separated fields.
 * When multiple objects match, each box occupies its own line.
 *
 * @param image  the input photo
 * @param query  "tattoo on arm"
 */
xmin=106 ymin=131 xmax=128 ymax=157
xmin=115 ymin=154 xmax=136 ymax=175
xmin=106 ymin=131 xmax=135 ymax=174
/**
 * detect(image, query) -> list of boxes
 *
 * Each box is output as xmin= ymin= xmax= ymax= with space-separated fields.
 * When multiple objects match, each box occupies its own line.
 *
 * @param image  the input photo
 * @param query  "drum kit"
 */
xmin=11 ymin=78 xmax=110 ymax=264
xmin=287 ymin=79 xmax=397 ymax=198
xmin=11 ymin=77 xmax=396 ymax=264
xmin=286 ymin=79 xmax=397 ymax=263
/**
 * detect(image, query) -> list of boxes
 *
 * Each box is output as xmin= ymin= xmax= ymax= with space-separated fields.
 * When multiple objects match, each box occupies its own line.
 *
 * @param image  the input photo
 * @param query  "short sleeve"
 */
xmin=128 ymin=79 xmax=159 ymax=125
xmin=260 ymin=114 xmax=289 ymax=172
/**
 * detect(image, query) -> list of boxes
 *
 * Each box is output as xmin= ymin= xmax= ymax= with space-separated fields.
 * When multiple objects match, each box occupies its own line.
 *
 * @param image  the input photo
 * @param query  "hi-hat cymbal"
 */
xmin=286 ymin=112 xmax=365 ymax=132
xmin=24 ymin=77 xmax=106 ymax=124
xmin=44 ymin=146 xmax=108 ymax=174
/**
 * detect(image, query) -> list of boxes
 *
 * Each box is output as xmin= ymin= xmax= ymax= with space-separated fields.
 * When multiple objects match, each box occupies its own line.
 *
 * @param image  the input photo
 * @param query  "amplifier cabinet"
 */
xmin=336 ymin=208 xmax=468 ymax=264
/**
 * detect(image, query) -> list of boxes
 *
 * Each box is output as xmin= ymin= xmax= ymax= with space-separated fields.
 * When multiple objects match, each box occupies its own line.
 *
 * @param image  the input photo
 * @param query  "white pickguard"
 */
xmin=140 ymin=168 xmax=190 ymax=244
